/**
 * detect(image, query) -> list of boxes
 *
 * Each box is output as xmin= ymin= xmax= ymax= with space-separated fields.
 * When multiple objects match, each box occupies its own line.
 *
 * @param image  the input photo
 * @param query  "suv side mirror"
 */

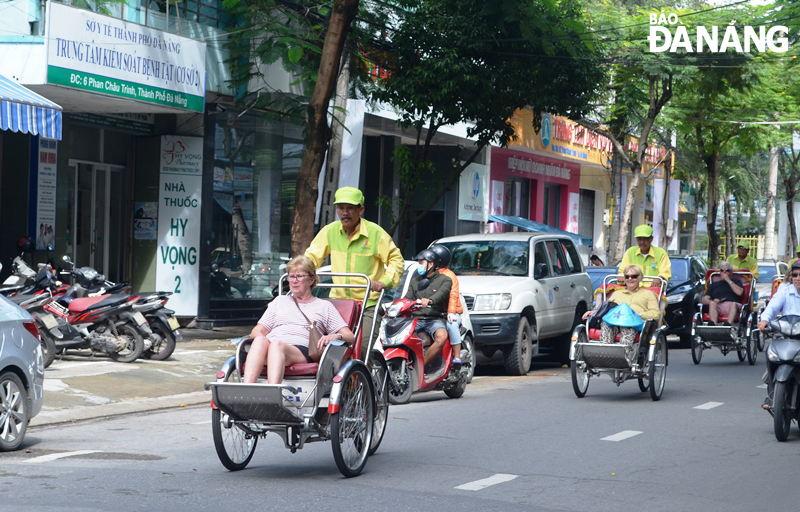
xmin=534 ymin=263 xmax=548 ymax=279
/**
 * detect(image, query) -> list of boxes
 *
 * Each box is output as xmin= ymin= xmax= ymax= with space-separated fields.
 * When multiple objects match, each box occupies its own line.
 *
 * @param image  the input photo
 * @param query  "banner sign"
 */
xmin=458 ymin=163 xmax=489 ymax=221
xmin=45 ymin=2 xmax=206 ymax=112
xmin=156 ymin=136 xmax=203 ymax=316
xmin=33 ymin=137 xmax=58 ymax=250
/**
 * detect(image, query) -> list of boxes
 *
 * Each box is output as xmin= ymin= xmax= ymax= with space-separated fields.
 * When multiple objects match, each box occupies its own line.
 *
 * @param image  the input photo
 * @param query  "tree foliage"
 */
xmin=371 ymin=0 xmax=605 ymax=250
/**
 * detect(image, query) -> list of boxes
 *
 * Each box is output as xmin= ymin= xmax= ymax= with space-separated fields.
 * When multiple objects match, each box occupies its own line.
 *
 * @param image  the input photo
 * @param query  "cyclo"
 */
xmin=689 ymin=268 xmax=758 ymax=365
xmin=204 ymin=273 xmax=389 ymax=478
xmin=569 ymin=275 xmax=668 ymax=401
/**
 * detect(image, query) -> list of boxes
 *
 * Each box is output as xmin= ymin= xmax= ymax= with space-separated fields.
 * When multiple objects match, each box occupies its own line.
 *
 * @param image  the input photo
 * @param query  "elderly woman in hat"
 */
xmin=618 ymin=224 xmax=671 ymax=288
xmin=583 ymin=265 xmax=661 ymax=347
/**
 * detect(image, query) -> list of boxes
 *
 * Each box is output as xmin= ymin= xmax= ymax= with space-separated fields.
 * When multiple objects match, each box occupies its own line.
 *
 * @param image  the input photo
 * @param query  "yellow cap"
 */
xmin=333 ymin=186 xmax=364 ymax=206
xmin=633 ymin=224 xmax=653 ymax=238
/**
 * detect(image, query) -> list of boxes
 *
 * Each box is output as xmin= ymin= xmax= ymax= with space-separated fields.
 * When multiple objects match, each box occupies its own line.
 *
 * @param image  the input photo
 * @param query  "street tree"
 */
xmin=369 ymin=0 xmax=605 ymax=251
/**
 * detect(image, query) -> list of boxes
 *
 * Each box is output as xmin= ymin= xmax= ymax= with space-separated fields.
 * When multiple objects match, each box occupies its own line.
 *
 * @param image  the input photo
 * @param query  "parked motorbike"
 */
xmin=381 ymin=297 xmax=469 ymax=405
xmin=60 ymin=255 xmax=181 ymax=359
xmin=765 ymin=315 xmax=800 ymax=441
xmin=39 ymin=262 xmax=149 ymax=363
xmin=6 ymin=265 xmax=62 ymax=367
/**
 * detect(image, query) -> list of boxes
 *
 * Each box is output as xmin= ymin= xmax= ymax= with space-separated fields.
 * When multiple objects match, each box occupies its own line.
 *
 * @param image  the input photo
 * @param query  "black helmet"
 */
xmin=17 ymin=237 xmax=34 ymax=254
xmin=429 ymin=244 xmax=451 ymax=268
xmin=414 ymin=249 xmax=439 ymax=267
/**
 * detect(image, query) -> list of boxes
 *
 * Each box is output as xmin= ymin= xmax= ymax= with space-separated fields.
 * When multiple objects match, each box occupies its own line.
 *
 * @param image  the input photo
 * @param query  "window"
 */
xmin=559 ymin=239 xmax=581 ymax=274
xmin=534 ymin=242 xmax=548 ymax=278
xmin=545 ymin=240 xmax=568 ymax=275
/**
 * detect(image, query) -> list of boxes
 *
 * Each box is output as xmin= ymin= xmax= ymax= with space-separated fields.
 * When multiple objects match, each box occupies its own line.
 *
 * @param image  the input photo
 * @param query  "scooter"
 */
xmin=60 ymin=256 xmax=181 ymax=360
xmin=380 ymin=297 xmax=469 ymax=405
xmin=764 ymin=315 xmax=800 ymax=441
xmin=40 ymin=265 xmax=149 ymax=363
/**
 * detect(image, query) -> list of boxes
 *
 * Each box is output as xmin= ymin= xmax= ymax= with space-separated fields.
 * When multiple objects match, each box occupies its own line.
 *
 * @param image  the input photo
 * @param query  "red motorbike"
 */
xmin=381 ymin=298 xmax=468 ymax=405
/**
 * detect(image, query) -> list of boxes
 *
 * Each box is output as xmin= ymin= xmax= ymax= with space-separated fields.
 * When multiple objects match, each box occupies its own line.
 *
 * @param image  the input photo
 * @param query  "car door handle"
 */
xmin=553 ymin=285 xmax=559 ymax=291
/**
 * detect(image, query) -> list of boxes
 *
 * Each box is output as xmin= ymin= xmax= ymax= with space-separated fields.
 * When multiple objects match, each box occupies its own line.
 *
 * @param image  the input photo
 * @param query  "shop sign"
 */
xmin=156 ymin=136 xmax=203 ymax=316
xmin=28 ymin=137 xmax=58 ymax=250
xmin=45 ymin=2 xmax=206 ymax=112
xmin=567 ymin=192 xmax=580 ymax=234
xmin=458 ymin=163 xmax=489 ymax=221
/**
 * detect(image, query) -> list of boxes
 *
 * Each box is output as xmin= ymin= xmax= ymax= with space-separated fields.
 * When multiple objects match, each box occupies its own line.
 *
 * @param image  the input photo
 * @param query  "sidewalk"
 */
xmin=30 ymin=327 xmax=251 ymax=428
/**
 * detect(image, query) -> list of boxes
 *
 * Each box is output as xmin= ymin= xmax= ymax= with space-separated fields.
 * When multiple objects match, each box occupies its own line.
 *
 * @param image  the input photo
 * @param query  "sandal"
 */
xmin=762 ymin=396 xmax=772 ymax=410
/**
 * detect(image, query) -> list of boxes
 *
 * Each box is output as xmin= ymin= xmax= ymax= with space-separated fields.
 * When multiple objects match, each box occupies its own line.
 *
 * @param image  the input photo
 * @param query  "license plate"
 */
xmin=167 ymin=316 xmax=180 ymax=331
xmin=41 ymin=314 xmax=58 ymax=330
xmin=133 ymin=312 xmax=147 ymax=326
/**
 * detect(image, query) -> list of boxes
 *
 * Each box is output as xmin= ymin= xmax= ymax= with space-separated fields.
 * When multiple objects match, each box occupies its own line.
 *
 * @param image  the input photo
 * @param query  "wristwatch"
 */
xmin=337 ymin=333 xmax=343 ymax=341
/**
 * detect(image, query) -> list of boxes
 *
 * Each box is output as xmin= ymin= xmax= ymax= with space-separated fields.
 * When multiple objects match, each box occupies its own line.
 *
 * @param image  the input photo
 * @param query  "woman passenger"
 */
xmin=243 ymin=255 xmax=354 ymax=384
xmin=582 ymin=264 xmax=661 ymax=347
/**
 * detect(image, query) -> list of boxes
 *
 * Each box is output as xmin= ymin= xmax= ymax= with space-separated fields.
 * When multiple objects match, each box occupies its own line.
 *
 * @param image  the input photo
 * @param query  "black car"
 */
xmin=664 ymin=255 xmax=708 ymax=346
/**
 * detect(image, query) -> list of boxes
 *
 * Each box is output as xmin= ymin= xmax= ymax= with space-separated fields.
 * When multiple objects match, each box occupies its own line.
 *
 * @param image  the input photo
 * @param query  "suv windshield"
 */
xmin=441 ymin=241 xmax=529 ymax=276
xmin=757 ymin=264 xmax=777 ymax=283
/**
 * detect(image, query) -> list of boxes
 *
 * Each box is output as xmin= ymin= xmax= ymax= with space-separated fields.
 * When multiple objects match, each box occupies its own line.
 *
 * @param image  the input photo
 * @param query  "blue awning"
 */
xmin=488 ymin=214 xmax=593 ymax=247
xmin=0 ymin=74 xmax=62 ymax=140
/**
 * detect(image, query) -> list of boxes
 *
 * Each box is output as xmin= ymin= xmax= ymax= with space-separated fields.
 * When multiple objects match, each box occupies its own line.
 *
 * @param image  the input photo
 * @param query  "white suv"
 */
xmin=435 ymin=233 xmax=592 ymax=375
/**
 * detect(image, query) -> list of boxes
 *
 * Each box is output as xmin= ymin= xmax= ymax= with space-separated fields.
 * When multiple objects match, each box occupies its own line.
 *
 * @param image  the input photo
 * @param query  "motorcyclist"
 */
xmin=429 ymin=244 xmax=463 ymax=368
xmin=403 ymin=249 xmax=452 ymax=371
xmin=758 ymin=260 xmax=800 ymax=409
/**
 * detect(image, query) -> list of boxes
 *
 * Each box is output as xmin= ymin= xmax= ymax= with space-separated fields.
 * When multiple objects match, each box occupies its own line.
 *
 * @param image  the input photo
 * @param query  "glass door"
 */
xmin=68 ymin=161 xmax=127 ymax=281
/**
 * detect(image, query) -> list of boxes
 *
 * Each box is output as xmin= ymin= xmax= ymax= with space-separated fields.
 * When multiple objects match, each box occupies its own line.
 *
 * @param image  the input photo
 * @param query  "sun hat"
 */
xmin=737 ymin=243 xmax=750 ymax=250
xmin=633 ymin=225 xmax=653 ymax=238
xmin=603 ymin=303 xmax=645 ymax=330
xmin=333 ymin=186 xmax=364 ymax=206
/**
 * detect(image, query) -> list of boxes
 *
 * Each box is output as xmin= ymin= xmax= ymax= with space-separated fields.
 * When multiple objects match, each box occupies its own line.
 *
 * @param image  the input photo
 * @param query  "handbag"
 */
xmin=588 ymin=301 xmax=617 ymax=330
xmin=291 ymin=296 xmax=324 ymax=362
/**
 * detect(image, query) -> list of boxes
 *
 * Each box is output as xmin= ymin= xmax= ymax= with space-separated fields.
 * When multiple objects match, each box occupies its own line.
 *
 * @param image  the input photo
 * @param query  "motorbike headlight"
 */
xmin=474 ymin=293 xmax=512 ymax=311
xmin=384 ymin=321 xmax=413 ymax=347
xmin=767 ymin=346 xmax=780 ymax=362
xmin=386 ymin=303 xmax=401 ymax=318
xmin=666 ymin=292 xmax=686 ymax=304
xmin=793 ymin=351 xmax=800 ymax=363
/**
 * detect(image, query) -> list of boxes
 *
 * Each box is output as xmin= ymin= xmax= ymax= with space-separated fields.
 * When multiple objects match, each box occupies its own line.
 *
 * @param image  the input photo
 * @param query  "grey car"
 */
xmin=0 ymin=294 xmax=45 ymax=451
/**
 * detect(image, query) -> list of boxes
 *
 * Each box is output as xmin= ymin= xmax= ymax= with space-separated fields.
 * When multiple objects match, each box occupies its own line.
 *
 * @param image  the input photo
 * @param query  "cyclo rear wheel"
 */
xmin=691 ymin=336 xmax=703 ymax=365
xmin=570 ymin=329 xmax=590 ymax=398
xmin=331 ymin=365 xmax=374 ymax=477
xmin=212 ymin=367 xmax=257 ymax=471
xmin=747 ymin=330 xmax=758 ymax=365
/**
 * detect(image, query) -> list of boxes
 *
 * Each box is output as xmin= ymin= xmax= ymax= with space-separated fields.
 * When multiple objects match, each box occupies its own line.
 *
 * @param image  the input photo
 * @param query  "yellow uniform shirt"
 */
xmin=305 ymin=218 xmax=404 ymax=307
xmin=607 ymin=286 xmax=661 ymax=320
xmin=619 ymin=245 xmax=672 ymax=282
xmin=727 ymin=255 xmax=759 ymax=279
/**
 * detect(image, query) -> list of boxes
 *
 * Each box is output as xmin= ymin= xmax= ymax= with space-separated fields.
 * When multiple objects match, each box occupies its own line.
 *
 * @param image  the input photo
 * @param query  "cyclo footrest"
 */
xmin=207 ymin=382 xmax=306 ymax=424
xmin=695 ymin=325 xmax=737 ymax=342
xmin=578 ymin=342 xmax=633 ymax=370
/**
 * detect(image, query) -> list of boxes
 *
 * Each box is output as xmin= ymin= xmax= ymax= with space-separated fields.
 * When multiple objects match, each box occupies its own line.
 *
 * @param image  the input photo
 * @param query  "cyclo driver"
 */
xmin=403 ymin=249 xmax=452 ymax=374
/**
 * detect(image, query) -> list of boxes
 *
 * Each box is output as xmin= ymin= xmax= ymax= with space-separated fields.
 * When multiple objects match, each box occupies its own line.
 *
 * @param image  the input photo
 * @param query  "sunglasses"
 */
xmin=792 ymin=273 xmax=800 ymax=278
xmin=624 ymin=274 xmax=641 ymax=279
xmin=721 ymin=269 xmax=732 ymax=273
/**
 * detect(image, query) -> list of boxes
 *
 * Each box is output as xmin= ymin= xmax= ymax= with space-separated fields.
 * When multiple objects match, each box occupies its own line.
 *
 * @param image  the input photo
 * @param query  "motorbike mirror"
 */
xmin=62 ymin=255 xmax=71 ymax=263
xmin=47 ymin=243 xmax=53 ymax=251
xmin=417 ymin=278 xmax=430 ymax=291
xmin=211 ymin=263 xmax=219 ymax=271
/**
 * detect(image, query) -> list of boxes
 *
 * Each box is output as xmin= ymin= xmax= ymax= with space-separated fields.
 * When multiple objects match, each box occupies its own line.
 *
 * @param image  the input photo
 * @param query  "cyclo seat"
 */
xmin=588 ymin=283 xmax=664 ymax=342
xmin=241 ymin=298 xmax=362 ymax=378
xmin=700 ymin=269 xmax=753 ymax=324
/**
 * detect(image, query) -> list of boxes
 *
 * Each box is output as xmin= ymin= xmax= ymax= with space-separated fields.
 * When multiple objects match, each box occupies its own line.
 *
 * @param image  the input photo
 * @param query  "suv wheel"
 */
xmin=504 ymin=317 xmax=532 ymax=376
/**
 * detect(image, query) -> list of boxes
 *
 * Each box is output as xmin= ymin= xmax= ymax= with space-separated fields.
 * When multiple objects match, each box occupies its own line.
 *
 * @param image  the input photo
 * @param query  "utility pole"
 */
xmin=765 ymin=145 xmax=779 ymax=259
xmin=320 ymin=50 xmax=351 ymax=228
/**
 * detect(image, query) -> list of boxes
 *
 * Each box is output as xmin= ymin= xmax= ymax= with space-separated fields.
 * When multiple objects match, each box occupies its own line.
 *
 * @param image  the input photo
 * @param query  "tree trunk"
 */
xmin=690 ymin=185 xmax=699 ymax=254
xmin=787 ymin=190 xmax=797 ymax=257
xmin=613 ymin=164 xmax=643 ymax=263
xmin=607 ymin=149 xmax=624 ymax=263
xmin=290 ymin=0 xmax=359 ymax=257
xmin=705 ymin=152 xmax=721 ymax=267
xmin=660 ymin=151 xmax=671 ymax=249
xmin=765 ymin=146 xmax=779 ymax=260
xmin=723 ymin=197 xmax=733 ymax=258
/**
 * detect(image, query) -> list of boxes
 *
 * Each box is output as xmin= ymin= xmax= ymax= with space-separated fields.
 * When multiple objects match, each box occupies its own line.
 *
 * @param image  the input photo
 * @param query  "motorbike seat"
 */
xmin=68 ymin=294 xmax=130 ymax=313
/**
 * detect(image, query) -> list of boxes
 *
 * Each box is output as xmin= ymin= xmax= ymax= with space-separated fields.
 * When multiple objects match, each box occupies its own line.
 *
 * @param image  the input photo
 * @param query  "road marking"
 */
xmin=757 ymin=384 xmax=768 ymax=389
xmin=601 ymin=430 xmax=642 ymax=442
xmin=694 ymin=402 xmax=724 ymax=410
xmin=191 ymin=420 xmax=212 ymax=425
xmin=22 ymin=450 xmax=102 ymax=463
xmin=455 ymin=473 xmax=518 ymax=491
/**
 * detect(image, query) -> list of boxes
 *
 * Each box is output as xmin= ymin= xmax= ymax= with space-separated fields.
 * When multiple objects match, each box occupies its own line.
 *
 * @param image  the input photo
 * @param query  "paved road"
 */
xmin=4 ymin=345 xmax=799 ymax=511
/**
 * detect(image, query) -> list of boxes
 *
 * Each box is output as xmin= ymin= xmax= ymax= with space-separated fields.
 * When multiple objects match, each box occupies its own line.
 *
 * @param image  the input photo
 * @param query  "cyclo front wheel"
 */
xmin=331 ymin=364 xmax=374 ymax=478
xmin=570 ymin=329 xmax=590 ymax=398
xmin=369 ymin=352 xmax=389 ymax=456
xmin=212 ymin=367 xmax=257 ymax=470
xmin=649 ymin=332 xmax=667 ymax=401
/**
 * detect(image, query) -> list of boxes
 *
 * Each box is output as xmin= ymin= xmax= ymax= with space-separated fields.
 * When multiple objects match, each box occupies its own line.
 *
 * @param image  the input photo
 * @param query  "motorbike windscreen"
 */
xmin=441 ymin=241 xmax=528 ymax=276
xmin=771 ymin=315 xmax=800 ymax=337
